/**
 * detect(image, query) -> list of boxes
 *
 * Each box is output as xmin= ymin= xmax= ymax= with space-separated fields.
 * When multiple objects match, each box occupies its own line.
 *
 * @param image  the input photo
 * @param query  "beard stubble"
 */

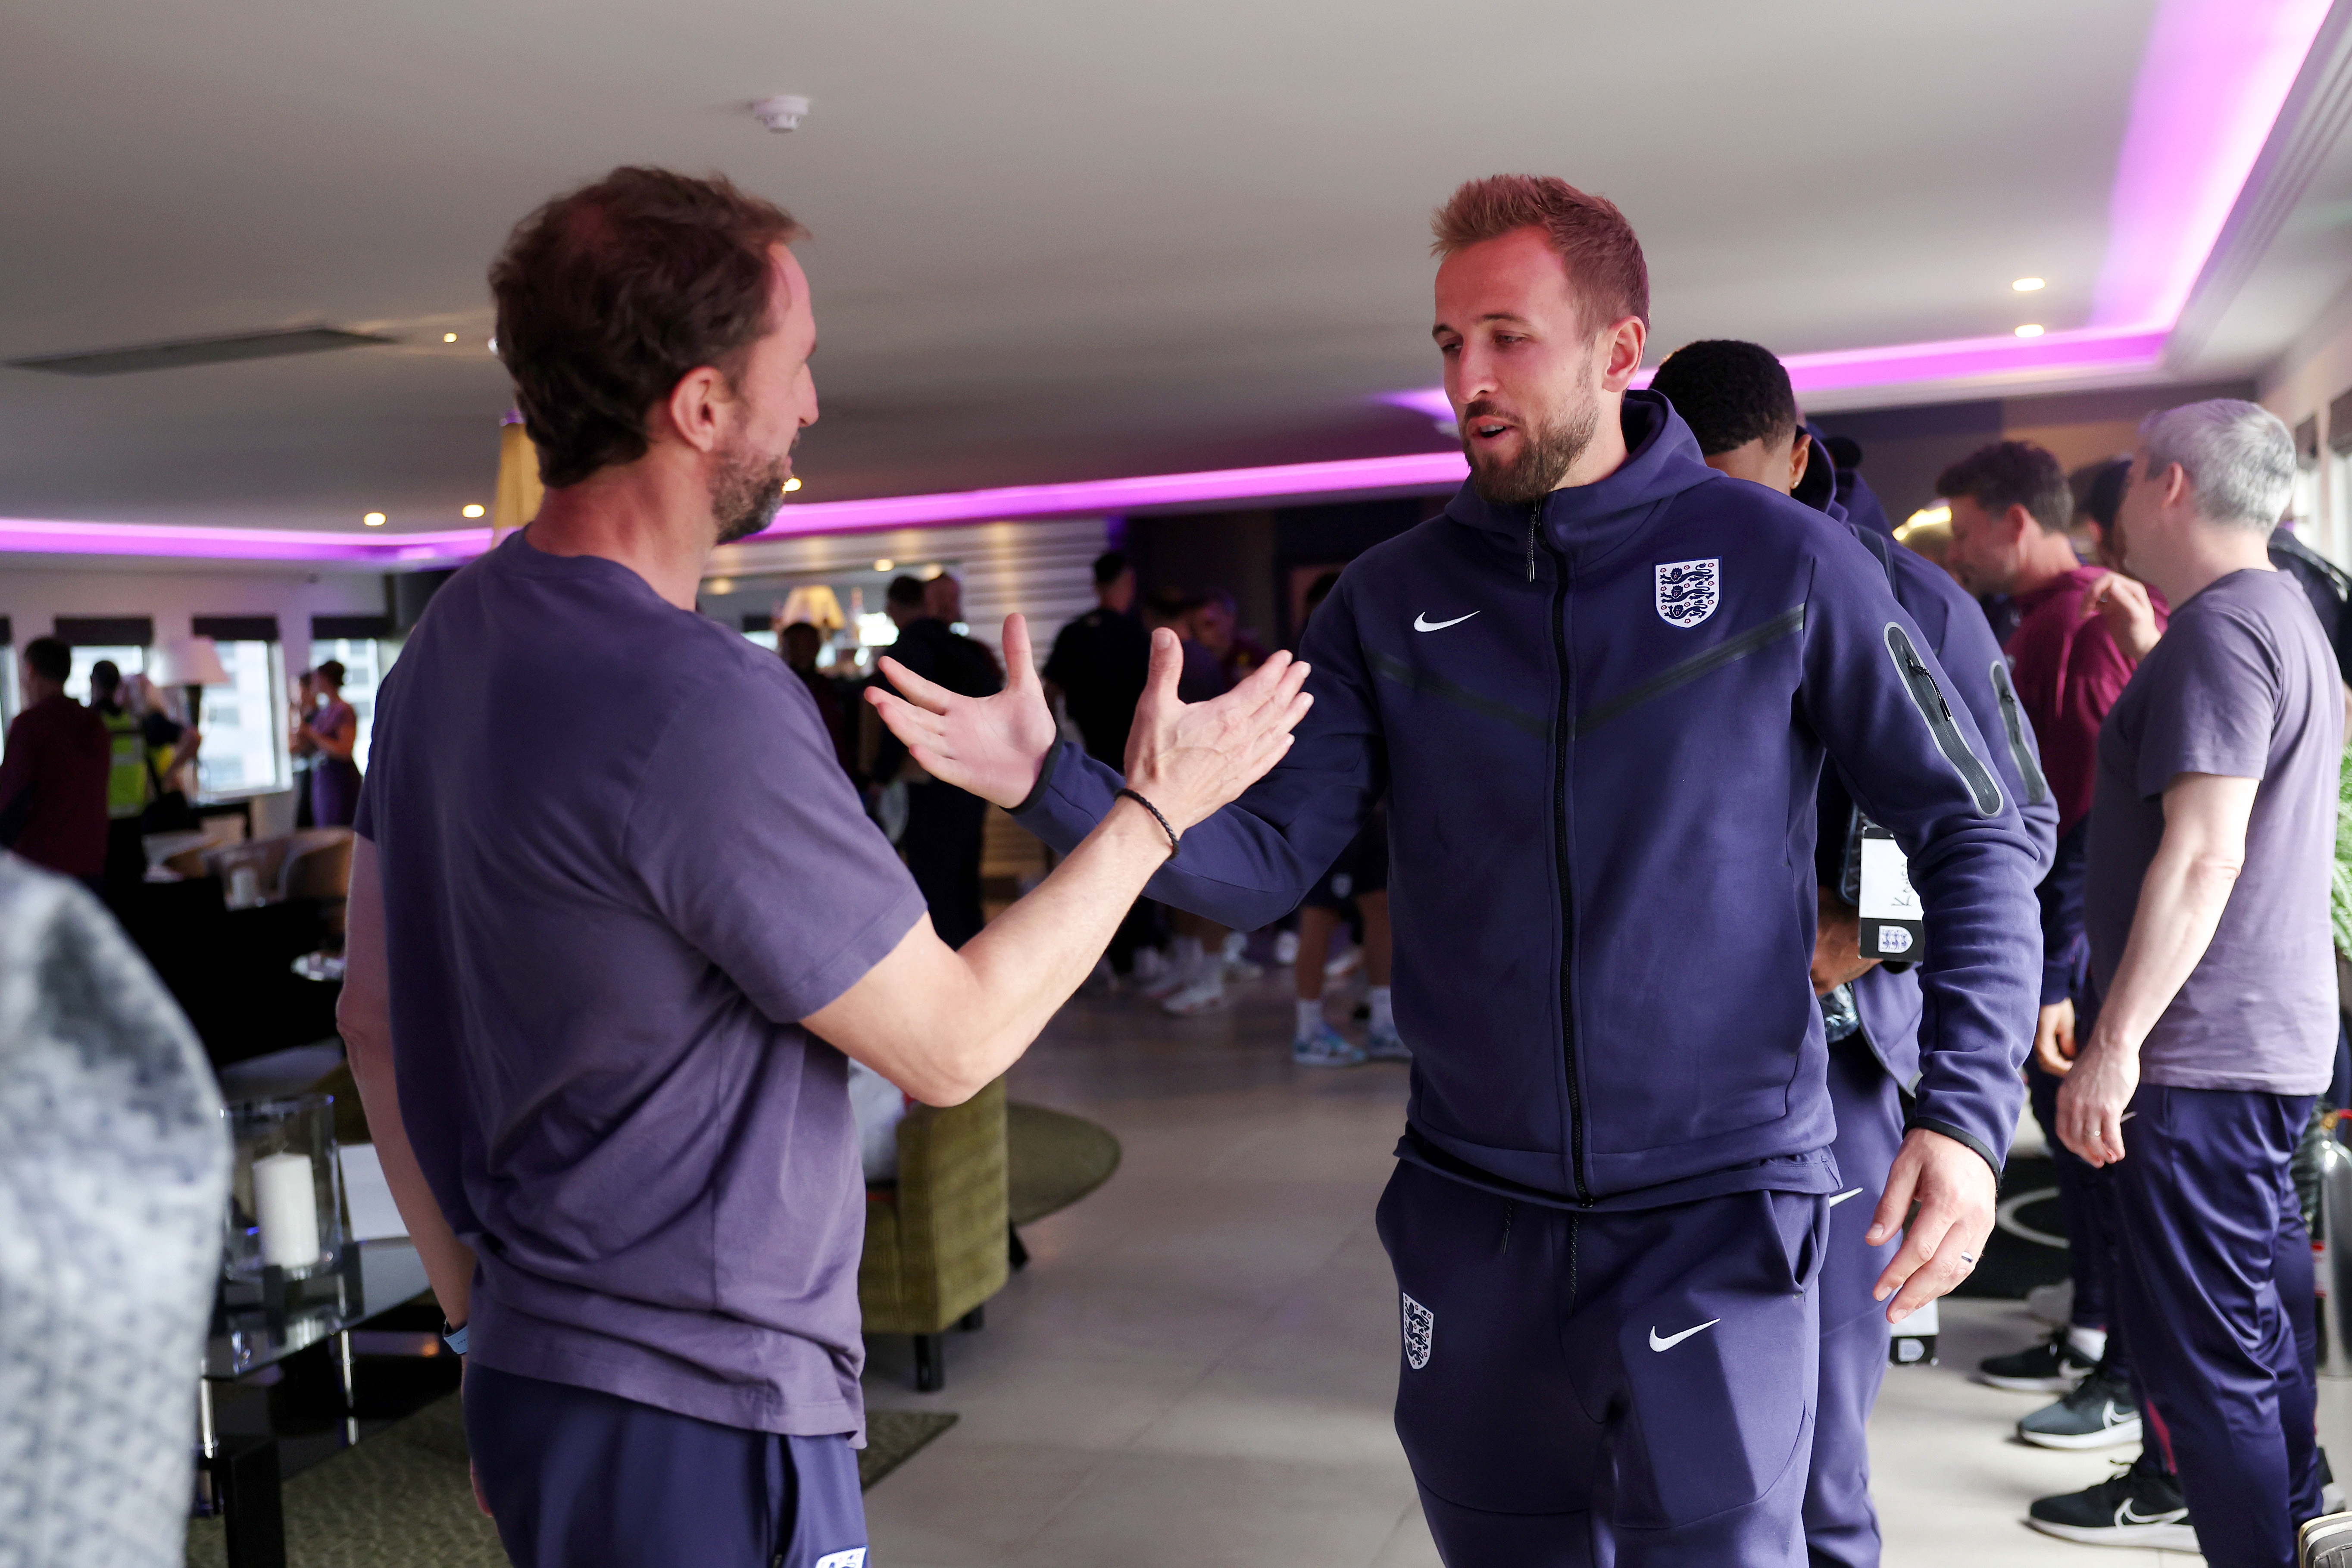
xmin=1463 ymin=374 xmax=1602 ymax=508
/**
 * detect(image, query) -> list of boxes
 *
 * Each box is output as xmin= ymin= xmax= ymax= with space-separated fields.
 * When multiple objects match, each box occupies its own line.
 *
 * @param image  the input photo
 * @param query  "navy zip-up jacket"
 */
xmin=1017 ymin=394 xmax=2042 ymax=1208
xmin=1796 ymin=429 xmax=2058 ymax=1088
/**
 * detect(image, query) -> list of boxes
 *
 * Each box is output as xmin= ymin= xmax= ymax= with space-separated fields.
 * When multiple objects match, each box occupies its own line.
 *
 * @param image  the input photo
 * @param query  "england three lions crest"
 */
xmin=1655 ymin=558 xmax=1721 ymax=628
xmin=1402 ymin=1292 xmax=1434 ymax=1370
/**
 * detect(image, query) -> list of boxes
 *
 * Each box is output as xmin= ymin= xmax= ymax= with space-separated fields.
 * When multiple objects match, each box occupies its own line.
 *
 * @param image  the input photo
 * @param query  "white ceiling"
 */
xmin=0 ymin=0 xmax=2215 ymax=533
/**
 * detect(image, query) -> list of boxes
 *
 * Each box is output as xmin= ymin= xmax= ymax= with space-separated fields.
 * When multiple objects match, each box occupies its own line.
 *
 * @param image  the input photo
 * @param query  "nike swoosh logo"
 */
xmin=1827 ymin=1187 xmax=1865 ymax=1208
xmin=1414 ymin=611 xmax=1480 ymax=632
xmin=1648 ymin=1318 xmax=1720 ymax=1352
xmin=2116 ymin=1500 xmax=2185 ymax=1526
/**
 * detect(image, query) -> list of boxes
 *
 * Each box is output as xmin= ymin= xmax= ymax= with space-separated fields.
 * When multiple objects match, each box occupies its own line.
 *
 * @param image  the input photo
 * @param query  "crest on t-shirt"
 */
xmin=1402 ymin=1291 xmax=1435 ymax=1370
xmin=1656 ymin=559 xmax=1721 ymax=628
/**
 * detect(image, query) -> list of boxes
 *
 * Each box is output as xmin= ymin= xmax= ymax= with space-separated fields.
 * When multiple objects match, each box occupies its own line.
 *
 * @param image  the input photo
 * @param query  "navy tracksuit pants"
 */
xmin=2110 ymin=1085 xmax=2321 ymax=1568
xmin=464 ymin=1362 xmax=869 ymax=1568
xmin=1377 ymin=1159 xmax=1827 ymax=1567
xmin=1802 ymin=1043 xmax=1903 ymax=1568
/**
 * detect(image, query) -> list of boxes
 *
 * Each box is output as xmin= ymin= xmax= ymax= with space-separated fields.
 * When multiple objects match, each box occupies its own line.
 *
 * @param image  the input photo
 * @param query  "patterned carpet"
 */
xmin=185 ymin=1399 xmax=958 ymax=1567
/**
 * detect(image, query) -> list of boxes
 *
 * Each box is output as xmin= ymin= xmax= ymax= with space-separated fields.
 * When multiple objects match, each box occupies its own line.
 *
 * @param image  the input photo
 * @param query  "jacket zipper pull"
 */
xmin=1526 ymin=507 xmax=1539 ymax=582
xmin=1499 ymin=1199 xmax=1518 ymax=1254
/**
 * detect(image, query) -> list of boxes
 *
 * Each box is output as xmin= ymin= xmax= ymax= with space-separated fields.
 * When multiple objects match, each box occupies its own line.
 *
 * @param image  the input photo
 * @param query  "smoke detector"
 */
xmin=752 ymin=95 xmax=811 ymax=133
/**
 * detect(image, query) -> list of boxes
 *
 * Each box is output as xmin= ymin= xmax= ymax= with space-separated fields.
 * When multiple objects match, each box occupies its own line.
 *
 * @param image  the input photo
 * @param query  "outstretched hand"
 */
xmin=1124 ymin=628 xmax=1313 ymax=831
xmin=868 ymin=614 xmax=1062 ymax=809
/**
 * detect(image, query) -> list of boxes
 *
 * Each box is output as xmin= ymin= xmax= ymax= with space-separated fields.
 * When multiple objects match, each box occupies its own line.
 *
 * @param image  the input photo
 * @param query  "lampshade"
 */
xmin=150 ymin=635 xmax=231 ymax=688
xmin=777 ymin=584 xmax=846 ymax=633
xmin=491 ymin=412 xmax=545 ymax=542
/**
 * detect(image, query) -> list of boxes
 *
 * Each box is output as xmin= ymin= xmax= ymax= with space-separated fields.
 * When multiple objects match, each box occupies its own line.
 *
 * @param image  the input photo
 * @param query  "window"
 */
xmin=194 ymin=640 xmax=288 ymax=796
xmin=309 ymin=637 xmax=400 ymax=771
xmin=65 ymin=643 xmax=147 ymax=705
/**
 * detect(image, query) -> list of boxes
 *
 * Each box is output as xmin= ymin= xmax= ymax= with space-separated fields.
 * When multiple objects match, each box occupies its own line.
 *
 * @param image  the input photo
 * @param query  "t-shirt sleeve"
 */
xmin=2133 ymin=607 xmax=2278 ymax=798
xmin=625 ymin=656 xmax=927 ymax=1023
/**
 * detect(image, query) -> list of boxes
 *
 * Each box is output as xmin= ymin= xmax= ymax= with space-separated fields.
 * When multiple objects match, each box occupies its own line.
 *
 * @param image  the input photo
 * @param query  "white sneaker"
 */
xmin=1162 ymin=977 xmax=1228 ymax=1016
xmin=1273 ymin=930 xmax=1300 ymax=965
xmin=1365 ymin=1026 xmax=1410 ymax=1061
xmin=1140 ymin=953 xmax=1193 ymax=1000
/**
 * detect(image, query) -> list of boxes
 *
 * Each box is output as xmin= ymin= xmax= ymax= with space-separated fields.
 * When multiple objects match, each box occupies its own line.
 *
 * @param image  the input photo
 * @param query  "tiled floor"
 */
xmin=860 ymin=966 xmax=2352 ymax=1566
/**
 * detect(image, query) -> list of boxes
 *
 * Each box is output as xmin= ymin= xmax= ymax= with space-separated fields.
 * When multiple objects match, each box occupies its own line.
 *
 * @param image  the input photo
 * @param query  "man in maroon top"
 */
xmin=1942 ymin=439 xmax=2166 ymax=1446
xmin=0 ymin=636 xmax=110 ymax=886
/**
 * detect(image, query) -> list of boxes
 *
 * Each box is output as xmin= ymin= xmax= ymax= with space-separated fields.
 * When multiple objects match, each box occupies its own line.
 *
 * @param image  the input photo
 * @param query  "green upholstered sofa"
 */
xmin=858 ymin=1077 xmax=1009 ymax=1391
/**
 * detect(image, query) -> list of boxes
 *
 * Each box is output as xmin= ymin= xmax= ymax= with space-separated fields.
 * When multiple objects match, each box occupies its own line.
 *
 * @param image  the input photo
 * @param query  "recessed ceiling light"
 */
xmin=362 ymin=512 xmax=387 ymax=526
xmin=873 ymin=558 xmax=895 ymax=572
xmin=706 ymin=578 xmax=734 ymax=594
xmin=2012 ymin=277 xmax=2046 ymax=292
xmin=2014 ymin=324 xmax=2045 ymax=338
xmin=462 ymin=503 xmax=485 ymax=518
xmin=783 ymin=476 xmax=802 ymax=493
xmin=443 ymin=332 xmax=459 ymax=343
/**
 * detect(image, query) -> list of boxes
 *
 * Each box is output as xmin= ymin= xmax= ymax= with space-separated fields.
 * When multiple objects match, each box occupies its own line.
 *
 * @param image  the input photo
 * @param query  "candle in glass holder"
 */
xmin=253 ymin=1151 xmax=322 ymax=1269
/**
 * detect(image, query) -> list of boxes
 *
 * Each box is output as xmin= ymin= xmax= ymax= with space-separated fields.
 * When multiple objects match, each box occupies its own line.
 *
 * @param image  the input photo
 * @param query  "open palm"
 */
xmin=868 ymin=614 xmax=1062 ymax=809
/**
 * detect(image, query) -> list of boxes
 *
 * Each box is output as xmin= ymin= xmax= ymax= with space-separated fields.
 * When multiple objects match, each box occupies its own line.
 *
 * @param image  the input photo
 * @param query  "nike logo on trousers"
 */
xmin=1413 ymin=611 xmax=1479 ymax=631
xmin=1649 ymin=1319 xmax=1720 ymax=1352
xmin=1827 ymin=1187 xmax=1865 ymax=1208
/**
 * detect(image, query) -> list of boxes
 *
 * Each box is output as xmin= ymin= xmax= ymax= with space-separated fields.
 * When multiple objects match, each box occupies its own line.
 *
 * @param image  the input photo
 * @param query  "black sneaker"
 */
xmin=2017 ymin=1366 xmax=2140 ymax=1450
xmin=2027 ymin=1451 xmax=2196 ymax=1550
xmin=1974 ymin=1326 xmax=2097 ymax=1393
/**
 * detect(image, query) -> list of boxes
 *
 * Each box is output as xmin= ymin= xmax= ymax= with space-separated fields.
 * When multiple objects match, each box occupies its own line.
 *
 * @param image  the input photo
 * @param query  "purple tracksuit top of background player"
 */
xmin=1017 ymin=393 xmax=2043 ymax=1206
xmin=1796 ymin=426 xmax=2060 ymax=1088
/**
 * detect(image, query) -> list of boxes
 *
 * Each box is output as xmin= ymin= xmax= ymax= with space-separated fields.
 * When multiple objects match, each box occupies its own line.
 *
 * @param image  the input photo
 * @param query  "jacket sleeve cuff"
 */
xmin=1904 ymin=1115 xmax=2004 ymax=1178
xmin=1011 ymin=737 xmax=1065 ymax=816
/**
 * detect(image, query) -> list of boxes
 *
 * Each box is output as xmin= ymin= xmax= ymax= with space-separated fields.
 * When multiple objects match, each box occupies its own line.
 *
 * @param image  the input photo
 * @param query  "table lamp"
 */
xmin=151 ymin=635 xmax=232 ymax=731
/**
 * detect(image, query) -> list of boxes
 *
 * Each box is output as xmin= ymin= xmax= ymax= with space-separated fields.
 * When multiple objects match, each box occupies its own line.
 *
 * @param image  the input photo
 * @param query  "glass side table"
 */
xmin=197 ymin=1238 xmax=434 ymax=1568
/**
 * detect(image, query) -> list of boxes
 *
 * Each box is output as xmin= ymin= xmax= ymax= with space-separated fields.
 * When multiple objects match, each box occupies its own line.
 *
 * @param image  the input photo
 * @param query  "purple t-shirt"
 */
xmin=2084 ymin=567 xmax=2342 ymax=1094
xmin=355 ymin=531 xmax=925 ymax=1437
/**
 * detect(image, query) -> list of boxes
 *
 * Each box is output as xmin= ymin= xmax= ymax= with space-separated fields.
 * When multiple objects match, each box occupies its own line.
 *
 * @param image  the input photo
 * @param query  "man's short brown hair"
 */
xmin=1431 ymin=175 xmax=1649 ymax=333
xmin=1934 ymin=440 xmax=2073 ymax=534
xmin=490 ymin=167 xmax=808 ymax=489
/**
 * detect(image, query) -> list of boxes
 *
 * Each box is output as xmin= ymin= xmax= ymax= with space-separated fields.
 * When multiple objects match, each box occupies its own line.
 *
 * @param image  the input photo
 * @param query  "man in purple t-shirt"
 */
xmin=335 ymin=168 xmax=1311 ymax=1568
xmin=2037 ymin=400 xmax=2341 ymax=1562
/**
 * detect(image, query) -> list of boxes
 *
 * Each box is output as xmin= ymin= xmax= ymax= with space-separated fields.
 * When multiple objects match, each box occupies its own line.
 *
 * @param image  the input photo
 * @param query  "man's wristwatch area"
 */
xmin=441 ymin=1318 xmax=469 ymax=1356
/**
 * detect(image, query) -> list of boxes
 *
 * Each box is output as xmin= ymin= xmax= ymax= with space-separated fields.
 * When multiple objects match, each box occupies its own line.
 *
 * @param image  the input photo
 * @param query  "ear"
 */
xmin=1599 ymin=315 xmax=1647 ymax=390
xmin=2003 ymin=503 xmax=2037 ymax=542
xmin=1788 ymin=431 xmax=1812 ymax=493
xmin=2158 ymin=461 xmax=2193 ymax=509
xmin=659 ymin=365 xmax=734 ymax=456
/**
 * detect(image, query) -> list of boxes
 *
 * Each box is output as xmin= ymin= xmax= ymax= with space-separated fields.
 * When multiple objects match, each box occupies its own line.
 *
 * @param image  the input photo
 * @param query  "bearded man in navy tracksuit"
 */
xmin=1650 ymin=340 xmax=2058 ymax=1568
xmin=871 ymin=176 xmax=2043 ymax=1567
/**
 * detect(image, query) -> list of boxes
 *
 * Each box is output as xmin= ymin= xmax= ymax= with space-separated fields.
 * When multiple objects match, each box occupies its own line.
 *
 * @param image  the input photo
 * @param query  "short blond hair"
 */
xmin=1432 ymin=175 xmax=1649 ymax=333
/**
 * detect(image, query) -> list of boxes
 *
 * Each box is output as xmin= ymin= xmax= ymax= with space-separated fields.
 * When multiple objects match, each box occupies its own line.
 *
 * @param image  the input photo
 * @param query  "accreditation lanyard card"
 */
xmin=1856 ymin=821 xmax=1924 ymax=962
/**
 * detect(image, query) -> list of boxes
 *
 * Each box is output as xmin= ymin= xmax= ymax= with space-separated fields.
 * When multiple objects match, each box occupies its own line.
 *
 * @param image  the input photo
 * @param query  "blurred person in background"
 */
xmin=779 ymin=619 xmax=857 ymax=783
xmin=0 ymin=636 xmax=109 ymax=890
xmin=1942 ymin=439 xmax=2162 ymax=1442
xmin=1650 ymin=339 xmax=2056 ymax=1566
xmin=1143 ymin=588 xmax=1257 ymax=1016
xmin=873 ymin=574 xmax=1003 ymax=947
xmin=1043 ymin=551 xmax=1149 ymax=767
xmin=303 ymin=660 xmax=362 ymax=828
xmin=1044 ymin=550 xmax=1159 ymax=983
xmin=2035 ymin=400 xmax=2338 ymax=1561
xmin=2075 ymin=456 xmax=2133 ymax=574
xmin=1287 ymin=569 xmax=1404 ymax=1068
xmin=290 ymin=668 xmax=318 ymax=828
